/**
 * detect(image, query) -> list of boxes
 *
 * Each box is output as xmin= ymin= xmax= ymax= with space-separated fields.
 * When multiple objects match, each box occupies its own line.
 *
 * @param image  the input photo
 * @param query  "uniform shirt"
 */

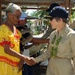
xmin=34 ymin=24 xmax=75 ymax=75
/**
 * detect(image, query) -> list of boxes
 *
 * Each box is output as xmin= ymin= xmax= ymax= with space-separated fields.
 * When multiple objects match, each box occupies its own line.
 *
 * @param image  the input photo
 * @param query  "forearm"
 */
xmin=18 ymin=59 xmax=24 ymax=72
xmin=4 ymin=46 xmax=26 ymax=60
xmin=30 ymin=38 xmax=49 ymax=44
xmin=34 ymin=50 xmax=50 ymax=63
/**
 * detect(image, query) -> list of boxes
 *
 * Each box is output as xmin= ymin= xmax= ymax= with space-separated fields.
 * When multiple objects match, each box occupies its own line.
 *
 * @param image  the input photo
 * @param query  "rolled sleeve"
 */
xmin=34 ymin=43 xmax=51 ymax=63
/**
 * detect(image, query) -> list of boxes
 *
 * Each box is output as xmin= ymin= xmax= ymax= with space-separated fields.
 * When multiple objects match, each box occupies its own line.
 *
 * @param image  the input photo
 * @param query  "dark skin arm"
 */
xmin=30 ymin=37 xmax=49 ymax=44
xmin=18 ymin=43 xmax=39 ymax=72
xmin=3 ymin=43 xmax=33 ymax=72
xmin=18 ymin=37 xmax=49 ymax=71
xmin=4 ymin=44 xmax=26 ymax=60
xmin=18 ymin=59 xmax=24 ymax=72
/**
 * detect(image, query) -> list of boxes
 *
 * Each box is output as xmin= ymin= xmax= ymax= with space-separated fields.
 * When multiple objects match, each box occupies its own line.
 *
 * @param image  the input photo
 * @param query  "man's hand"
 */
xmin=23 ymin=56 xmax=37 ymax=66
xmin=25 ymin=57 xmax=37 ymax=66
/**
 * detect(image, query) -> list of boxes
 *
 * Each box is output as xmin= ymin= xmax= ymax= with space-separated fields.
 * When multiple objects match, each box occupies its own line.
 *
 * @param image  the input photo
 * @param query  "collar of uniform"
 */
xmin=56 ymin=24 xmax=69 ymax=37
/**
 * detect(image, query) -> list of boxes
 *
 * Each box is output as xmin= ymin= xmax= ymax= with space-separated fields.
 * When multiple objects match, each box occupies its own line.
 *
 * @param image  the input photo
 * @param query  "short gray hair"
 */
xmin=6 ymin=3 xmax=22 ymax=14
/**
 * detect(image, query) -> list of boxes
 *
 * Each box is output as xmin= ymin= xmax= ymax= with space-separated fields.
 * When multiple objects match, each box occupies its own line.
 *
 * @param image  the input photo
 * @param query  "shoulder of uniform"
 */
xmin=50 ymin=30 xmax=56 ymax=36
xmin=69 ymin=29 xmax=75 ymax=39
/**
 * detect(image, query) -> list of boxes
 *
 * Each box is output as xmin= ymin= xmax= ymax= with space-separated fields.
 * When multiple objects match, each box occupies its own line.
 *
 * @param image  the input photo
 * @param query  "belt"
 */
xmin=51 ymin=56 xmax=70 ymax=60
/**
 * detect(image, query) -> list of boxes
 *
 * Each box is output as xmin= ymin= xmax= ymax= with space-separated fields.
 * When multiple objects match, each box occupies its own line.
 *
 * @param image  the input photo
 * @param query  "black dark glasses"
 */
xmin=49 ymin=17 xmax=54 ymax=21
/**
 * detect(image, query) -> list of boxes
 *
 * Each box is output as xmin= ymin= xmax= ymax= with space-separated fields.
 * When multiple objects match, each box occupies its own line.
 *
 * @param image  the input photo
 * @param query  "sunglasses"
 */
xmin=49 ymin=17 xmax=54 ymax=21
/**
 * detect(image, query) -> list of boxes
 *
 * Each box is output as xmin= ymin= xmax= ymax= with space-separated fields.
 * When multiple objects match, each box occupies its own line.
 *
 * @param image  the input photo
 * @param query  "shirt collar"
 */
xmin=56 ymin=24 xmax=69 ymax=37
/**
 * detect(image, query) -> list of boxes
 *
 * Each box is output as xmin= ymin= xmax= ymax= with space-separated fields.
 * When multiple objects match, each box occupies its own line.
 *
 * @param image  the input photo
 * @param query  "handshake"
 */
xmin=25 ymin=56 xmax=37 ymax=66
xmin=18 ymin=56 xmax=37 ymax=72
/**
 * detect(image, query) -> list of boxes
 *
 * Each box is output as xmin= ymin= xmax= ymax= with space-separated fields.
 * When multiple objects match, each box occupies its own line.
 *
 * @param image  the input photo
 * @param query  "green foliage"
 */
xmin=51 ymin=35 xmax=62 ymax=57
xmin=71 ymin=11 xmax=75 ymax=20
xmin=26 ymin=9 xmax=50 ymax=35
xmin=21 ymin=6 xmax=27 ymax=11
xmin=70 ymin=8 xmax=75 ymax=23
xmin=30 ymin=10 xmax=48 ymax=18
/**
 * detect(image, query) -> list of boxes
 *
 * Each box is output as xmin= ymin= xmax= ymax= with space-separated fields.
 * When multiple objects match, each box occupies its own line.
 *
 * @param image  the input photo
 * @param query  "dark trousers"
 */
xmin=22 ymin=64 xmax=33 ymax=75
xmin=22 ymin=52 xmax=41 ymax=75
xmin=22 ymin=63 xmax=40 ymax=75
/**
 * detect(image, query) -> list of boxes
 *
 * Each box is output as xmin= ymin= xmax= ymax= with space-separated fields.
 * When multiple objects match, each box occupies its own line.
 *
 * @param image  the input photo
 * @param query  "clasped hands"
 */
xmin=18 ymin=56 xmax=36 ymax=72
xmin=25 ymin=56 xmax=36 ymax=66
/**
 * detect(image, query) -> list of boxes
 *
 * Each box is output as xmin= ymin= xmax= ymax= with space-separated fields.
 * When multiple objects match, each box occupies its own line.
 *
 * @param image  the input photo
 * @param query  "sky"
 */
xmin=26 ymin=9 xmax=36 ymax=15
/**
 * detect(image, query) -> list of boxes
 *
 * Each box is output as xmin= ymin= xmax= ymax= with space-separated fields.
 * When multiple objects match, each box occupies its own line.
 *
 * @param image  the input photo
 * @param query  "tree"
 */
xmin=29 ymin=9 xmax=53 ymax=56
